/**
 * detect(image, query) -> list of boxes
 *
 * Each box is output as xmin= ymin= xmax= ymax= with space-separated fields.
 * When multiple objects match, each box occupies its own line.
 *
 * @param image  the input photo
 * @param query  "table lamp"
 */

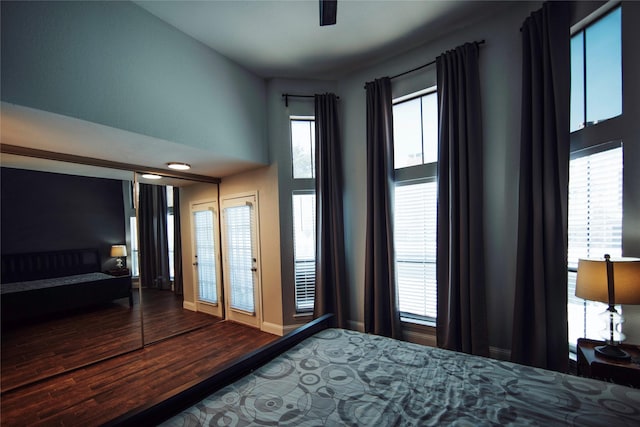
xmin=576 ymin=254 xmax=640 ymax=360
xmin=110 ymin=245 xmax=127 ymax=269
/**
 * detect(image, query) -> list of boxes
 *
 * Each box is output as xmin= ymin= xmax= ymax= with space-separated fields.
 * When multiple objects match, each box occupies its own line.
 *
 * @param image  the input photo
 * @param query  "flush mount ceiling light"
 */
xmin=141 ymin=173 xmax=162 ymax=180
xmin=167 ymin=162 xmax=191 ymax=170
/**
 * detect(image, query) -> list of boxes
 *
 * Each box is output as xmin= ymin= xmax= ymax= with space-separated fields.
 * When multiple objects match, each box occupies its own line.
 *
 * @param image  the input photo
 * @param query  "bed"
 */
xmin=108 ymin=314 xmax=640 ymax=426
xmin=1 ymin=248 xmax=133 ymax=325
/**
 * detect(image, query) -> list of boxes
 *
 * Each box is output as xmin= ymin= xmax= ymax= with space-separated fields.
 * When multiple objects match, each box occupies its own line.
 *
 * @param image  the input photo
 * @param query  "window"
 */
xmin=167 ymin=186 xmax=174 ymax=280
xmin=290 ymin=117 xmax=316 ymax=312
xmin=393 ymin=88 xmax=438 ymax=324
xmin=130 ymin=216 xmax=139 ymax=277
xmin=291 ymin=117 xmax=315 ymax=179
xmin=570 ymin=6 xmax=621 ymax=132
xmin=293 ymin=192 xmax=316 ymax=311
xmin=568 ymin=4 xmax=624 ymax=352
xmin=568 ymin=145 xmax=623 ymax=349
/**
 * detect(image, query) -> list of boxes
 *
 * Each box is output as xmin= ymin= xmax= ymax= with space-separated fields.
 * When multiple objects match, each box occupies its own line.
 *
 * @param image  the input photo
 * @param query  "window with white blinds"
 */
xmin=224 ymin=204 xmax=255 ymax=314
xmin=567 ymin=145 xmax=623 ymax=349
xmin=392 ymin=87 xmax=439 ymax=324
xmin=292 ymin=192 xmax=316 ymax=311
xmin=193 ymin=209 xmax=218 ymax=304
xmin=394 ymin=181 xmax=438 ymax=320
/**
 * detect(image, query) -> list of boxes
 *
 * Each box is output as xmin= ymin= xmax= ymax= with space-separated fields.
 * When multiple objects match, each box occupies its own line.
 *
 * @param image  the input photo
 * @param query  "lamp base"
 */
xmin=595 ymin=344 xmax=631 ymax=360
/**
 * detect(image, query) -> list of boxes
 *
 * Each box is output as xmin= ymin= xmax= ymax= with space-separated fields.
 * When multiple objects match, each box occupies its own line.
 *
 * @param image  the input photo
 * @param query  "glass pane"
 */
xmin=194 ymin=209 xmax=217 ymax=304
xmin=570 ymin=32 xmax=585 ymax=132
xmin=293 ymin=193 xmax=316 ymax=311
xmin=291 ymin=120 xmax=315 ymax=179
xmin=394 ymin=181 xmax=437 ymax=319
xmin=129 ymin=216 xmax=139 ymax=277
xmin=393 ymin=98 xmax=423 ymax=169
xmin=421 ymin=92 xmax=438 ymax=164
xmin=585 ymin=7 xmax=621 ymax=124
xmin=225 ymin=205 xmax=255 ymax=313
xmin=167 ymin=214 xmax=174 ymax=279
xmin=567 ymin=147 xmax=622 ymax=346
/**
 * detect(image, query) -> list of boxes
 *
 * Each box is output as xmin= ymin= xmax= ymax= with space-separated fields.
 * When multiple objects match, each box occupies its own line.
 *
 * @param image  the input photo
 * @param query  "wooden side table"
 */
xmin=577 ymin=338 xmax=640 ymax=388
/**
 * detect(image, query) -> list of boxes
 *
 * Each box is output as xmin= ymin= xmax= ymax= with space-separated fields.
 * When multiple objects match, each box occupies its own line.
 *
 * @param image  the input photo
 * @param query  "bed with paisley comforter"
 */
xmin=111 ymin=315 xmax=640 ymax=426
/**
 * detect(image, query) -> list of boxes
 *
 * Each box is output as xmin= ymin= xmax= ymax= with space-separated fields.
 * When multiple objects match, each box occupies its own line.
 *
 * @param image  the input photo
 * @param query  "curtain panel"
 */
xmin=435 ymin=42 xmax=489 ymax=356
xmin=364 ymin=78 xmax=402 ymax=339
xmin=313 ymin=93 xmax=348 ymax=328
xmin=138 ymin=183 xmax=171 ymax=290
xmin=173 ymin=186 xmax=184 ymax=296
xmin=511 ymin=1 xmax=570 ymax=372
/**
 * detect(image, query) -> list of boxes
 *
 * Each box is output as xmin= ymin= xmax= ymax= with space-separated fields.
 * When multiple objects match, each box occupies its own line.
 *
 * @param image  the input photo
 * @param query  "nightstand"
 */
xmin=577 ymin=338 xmax=640 ymax=388
xmin=107 ymin=268 xmax=130 ymax=277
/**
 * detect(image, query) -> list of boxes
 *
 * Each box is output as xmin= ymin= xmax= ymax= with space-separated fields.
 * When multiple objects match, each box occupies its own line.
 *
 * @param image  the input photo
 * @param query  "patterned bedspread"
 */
xmin=0 ymin=272 xmax=114 ymax=294
xmin=164 ymin=328 xmax=640 ymax=426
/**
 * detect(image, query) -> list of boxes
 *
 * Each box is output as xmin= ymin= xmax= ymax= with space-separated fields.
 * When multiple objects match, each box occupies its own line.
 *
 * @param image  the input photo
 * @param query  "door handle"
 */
xmin=251 ymin=267 xmax=257 ymax=272
xmin=193 ymin=262 xmax=199 ymax=266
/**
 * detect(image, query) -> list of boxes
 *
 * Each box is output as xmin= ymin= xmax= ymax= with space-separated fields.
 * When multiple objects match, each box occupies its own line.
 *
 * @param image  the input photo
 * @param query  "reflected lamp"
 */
xmin=110 ymin=245 xmax=128 ymax=269
xmin=576 ymin=254 xmax=640 ymax=360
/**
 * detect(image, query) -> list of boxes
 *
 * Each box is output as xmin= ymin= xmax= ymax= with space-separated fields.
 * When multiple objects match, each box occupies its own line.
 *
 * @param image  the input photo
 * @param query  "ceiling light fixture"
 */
xmin=167 ymin=162 xmax=191 ymax=171
xmin=141 ymin=173 xmax=162 ymax=180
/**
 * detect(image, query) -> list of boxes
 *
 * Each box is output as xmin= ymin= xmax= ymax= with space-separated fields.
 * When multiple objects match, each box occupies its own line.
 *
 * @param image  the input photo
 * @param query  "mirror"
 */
xmin=0 ymin=155 xmax=221 ymax=392
xmin=133 ymin=174 xmax=222 ymax=345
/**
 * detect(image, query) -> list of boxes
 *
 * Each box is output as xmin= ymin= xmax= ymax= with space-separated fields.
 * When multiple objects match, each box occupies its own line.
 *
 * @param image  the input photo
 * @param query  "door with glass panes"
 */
xmin=221 ymin=193 xmax=261 ymax=328
xmin=191 ymin=201 xmax=223 ymax=318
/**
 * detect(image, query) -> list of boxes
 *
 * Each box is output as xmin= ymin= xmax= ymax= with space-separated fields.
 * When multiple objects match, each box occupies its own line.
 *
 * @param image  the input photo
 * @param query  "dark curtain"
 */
xmin=512 ymin=1 xmax=570 ymax=372
xmin=313 ymin=93 xmax=348 ymax=328
xmin=139 ymin=183 xmax=171 ymax=290
xmin=436 ymin=42 xmax=489 ymax=356
xmin=173 ymin=186 xmax=184 ymax=296
xmin=364 ymin=77 xmax=402 ymax=339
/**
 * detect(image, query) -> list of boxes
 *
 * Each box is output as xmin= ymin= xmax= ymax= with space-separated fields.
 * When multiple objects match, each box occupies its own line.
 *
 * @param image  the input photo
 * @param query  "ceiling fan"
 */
xmin=320 ymin=0 xmax=337 ymax=26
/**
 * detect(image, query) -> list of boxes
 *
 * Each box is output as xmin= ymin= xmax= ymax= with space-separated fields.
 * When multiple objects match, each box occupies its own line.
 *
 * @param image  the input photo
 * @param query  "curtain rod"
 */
xmin=282 ymin=93 xmax=340 ymax=107
xmin=389 ymin=40 xmax=485 ymax=80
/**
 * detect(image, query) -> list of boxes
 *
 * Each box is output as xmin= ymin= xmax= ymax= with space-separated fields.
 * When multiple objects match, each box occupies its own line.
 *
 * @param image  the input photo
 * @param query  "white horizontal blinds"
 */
xmin=193 ymin=209 xmax=217 ymax=304
xmin=292 ymin=193 xmax=316 ymax=311
xmin=394 ymin=181 xmax=438 ymax=319
xmin=129 ymin=217 xmax=139 ymax=277
xmin=567 ymin=146 xmax=622 ymax=345
xmin=224 ymin=204 xmax=255 ymax=313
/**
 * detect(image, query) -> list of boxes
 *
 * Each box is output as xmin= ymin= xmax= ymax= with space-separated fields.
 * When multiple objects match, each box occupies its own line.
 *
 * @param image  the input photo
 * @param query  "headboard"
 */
xmin=1 ymin=248 xmax=101 ymax=284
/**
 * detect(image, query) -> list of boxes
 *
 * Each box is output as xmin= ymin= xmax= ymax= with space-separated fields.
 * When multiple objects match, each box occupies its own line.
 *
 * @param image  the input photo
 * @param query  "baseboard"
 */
xmin=489 ymin=346 xmax=511 ymax=361
xmin=347 ymin=319 xmax=364 ymax=332
xmin=182 ymin=301 xmax=196 ymax=312
xmin=261 ymin=321 xmax=285 ymax=336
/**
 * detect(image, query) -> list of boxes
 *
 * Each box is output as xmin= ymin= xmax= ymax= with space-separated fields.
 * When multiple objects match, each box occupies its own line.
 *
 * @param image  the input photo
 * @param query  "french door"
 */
xmin=191 ymin=201 xmax=223 ymax=318
xmin=221 ymin=193 xmax=261 ymax=328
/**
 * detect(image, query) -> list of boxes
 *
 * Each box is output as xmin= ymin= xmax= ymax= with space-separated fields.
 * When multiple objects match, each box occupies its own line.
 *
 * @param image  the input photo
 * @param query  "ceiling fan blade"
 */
xmin=320 ymin=0 xmax=337 ymax=26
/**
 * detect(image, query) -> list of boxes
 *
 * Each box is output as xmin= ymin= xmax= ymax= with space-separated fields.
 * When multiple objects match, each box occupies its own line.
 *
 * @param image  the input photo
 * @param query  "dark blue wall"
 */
xmin=1 ymin=168 xmax=126 ymax=270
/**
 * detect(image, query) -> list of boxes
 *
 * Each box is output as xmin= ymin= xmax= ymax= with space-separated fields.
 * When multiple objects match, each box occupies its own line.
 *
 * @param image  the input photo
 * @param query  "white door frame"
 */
xmin=190 ymin=199 xmax=223 ymax=318
xmin=220 ymin=191 xmax=262 ymax=329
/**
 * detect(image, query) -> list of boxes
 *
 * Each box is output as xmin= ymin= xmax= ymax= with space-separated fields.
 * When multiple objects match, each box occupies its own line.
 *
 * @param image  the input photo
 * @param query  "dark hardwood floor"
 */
xmin=1 ymin=288 xmax=220 ymax=392
xmin=1 ymin=290 xmax=279 ymax=426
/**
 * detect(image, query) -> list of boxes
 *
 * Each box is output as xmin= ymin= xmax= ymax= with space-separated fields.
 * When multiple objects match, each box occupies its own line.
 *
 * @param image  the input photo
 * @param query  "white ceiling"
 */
xmin=2 ymin=0 xmax=507 ymax=182
xmin=135 ymin=0 xmax=503 ymax=79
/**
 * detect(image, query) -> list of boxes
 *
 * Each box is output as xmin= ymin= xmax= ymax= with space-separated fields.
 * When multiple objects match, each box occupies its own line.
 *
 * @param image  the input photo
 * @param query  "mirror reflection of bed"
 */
xmin=0 ymin=157 xmax=222 ymax=392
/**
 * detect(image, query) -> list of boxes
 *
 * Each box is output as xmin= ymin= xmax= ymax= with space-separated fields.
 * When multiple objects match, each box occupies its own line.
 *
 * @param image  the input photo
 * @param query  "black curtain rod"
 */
xmin=282 ymin=93 xmax=340 ymax=107
xmin=390 ymin=40 xmax=485 ymax=80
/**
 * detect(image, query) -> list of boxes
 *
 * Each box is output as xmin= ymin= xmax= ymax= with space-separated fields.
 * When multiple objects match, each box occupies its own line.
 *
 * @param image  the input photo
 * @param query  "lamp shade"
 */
xmin=576 ymin=257 xmax=640 ymax=304
xmin=110 ymin=245 xmax=127 ymax=258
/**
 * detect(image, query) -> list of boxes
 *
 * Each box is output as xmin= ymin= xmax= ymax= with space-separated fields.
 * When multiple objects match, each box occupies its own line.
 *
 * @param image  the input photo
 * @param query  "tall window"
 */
xmin=167 ymin=186 xmax=175 ymax=280
xmin=393 ymin=88 xmax=438 ymax=323
xmin=570 ymin=6 xmax=622 ymax=132
xmin=568 ymin=145 xmax=623 ymax=348
xmin=291 ymin=117 xmax=316 ymax=312
xmin=568 ymin=4 xmax=623 ymax=351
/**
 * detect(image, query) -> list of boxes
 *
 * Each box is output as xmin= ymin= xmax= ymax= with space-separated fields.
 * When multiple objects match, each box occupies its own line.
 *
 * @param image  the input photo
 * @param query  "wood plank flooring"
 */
xmin=1 ymin=289 xmax=219 ymax=392
xmin=1 ymin=320 xmax=278 ymax=426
